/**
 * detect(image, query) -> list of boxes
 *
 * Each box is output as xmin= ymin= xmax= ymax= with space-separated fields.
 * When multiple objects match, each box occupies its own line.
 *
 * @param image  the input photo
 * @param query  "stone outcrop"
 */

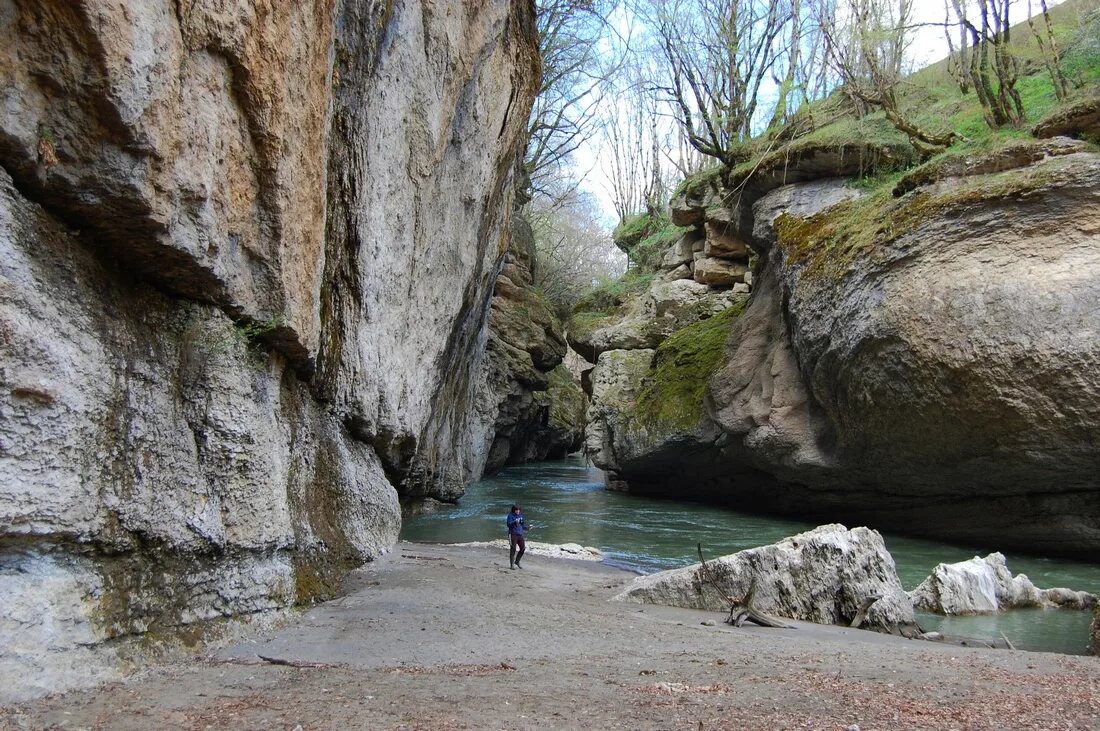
xmin=570 ymin=279 xmax=748 ymax=363
xmin=909 ymin=553 xmax=1097 ymax=615
xmin=615 ymin=525 xmax=918 ymax=635
xmin=471 ymin=215 xmax=586 ymax=477
xmin=1033 ymin=93 xmax=1100 ymax=142
xmin=0 ymin=0 xmax=539 ymax=701
xmin=587 ymin=134 xmax=1100 ymax=559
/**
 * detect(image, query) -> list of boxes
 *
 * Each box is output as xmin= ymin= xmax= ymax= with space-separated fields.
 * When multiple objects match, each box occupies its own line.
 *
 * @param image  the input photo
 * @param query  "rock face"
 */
xmin=0 ymin=0 xmax=538 ymax=701
xmin=615 ymin=525 xmax=918 ymax=634
xmin=909 ymin=553 xmax=1097 ymax=615
xmin=471 ymin=215 xmax=586 ymax=477
xmin=589 ymin=137 xmax=1100 ymax=559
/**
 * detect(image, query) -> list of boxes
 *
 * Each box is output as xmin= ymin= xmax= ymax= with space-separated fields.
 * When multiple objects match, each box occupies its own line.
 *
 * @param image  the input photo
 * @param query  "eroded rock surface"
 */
xmin=1092 ymin=608 xmax=1100 ymax=655
xmin=615 ymin=525 xmax=917 ymax=634
xmin=909 ymin=553 xmax=1097 ymax=615
xmin=0 ymin=0 xmax=538 ymax=701
xmin=592 ymin=138 xmax=1100 ymax=559
xmin=471 ymin=215 xmax=586 ymax=477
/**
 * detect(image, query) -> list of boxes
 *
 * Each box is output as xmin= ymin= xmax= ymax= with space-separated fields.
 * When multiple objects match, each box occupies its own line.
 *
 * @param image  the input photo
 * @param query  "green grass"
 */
xmin=672 ymin=164 xmax=727 ymax=200
xmin=571 ymin=268 xmax=656 ymax=317
xmin=612 ymin=213 xmax=654 ymax=252
xmin=633 ymin=303 xmax=746 ymax=430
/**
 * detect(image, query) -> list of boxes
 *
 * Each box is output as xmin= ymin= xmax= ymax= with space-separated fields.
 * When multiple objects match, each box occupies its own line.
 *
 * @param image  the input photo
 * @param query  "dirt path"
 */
xmin=3 ymin=542 xmax=1098 ymax=730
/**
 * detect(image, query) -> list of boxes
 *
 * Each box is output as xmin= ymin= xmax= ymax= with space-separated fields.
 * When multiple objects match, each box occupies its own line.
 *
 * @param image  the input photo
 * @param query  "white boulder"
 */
xmin=910 ymin=553 xmax=1097 ymax=614
xmin=614 ymin=524 xmax=917 ymax=633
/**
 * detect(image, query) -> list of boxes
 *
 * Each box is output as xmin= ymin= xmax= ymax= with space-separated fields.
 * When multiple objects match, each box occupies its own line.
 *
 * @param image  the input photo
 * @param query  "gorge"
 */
xmin=1 ymin=0 xmax=1099 ymax=704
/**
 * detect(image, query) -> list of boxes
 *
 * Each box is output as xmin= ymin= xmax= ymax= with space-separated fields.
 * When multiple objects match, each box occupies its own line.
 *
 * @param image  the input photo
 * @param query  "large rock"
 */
xmin=909 ymin=553 xmax=1097 ymax=615
xmin=1033 ymin=94 xmax=1100 ymax=142
xmin=570 ymin=279 xmax=747 ymax=362
xmin=606 ymin=147 xmax=1100 ymax=559
xmin=0 ymin=0 xmax=539 ymax=701
xmin=693 ymin=257 xmax=749 ymax=286
xmin=615 ymin=525 xmax=918 ymax=634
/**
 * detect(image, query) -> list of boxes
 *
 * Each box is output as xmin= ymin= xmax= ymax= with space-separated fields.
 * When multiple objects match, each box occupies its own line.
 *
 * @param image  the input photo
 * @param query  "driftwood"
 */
xmin=849 ymin=595 xmax=881 ymax=629
xmin=695 ymin=544 xmax=794 ymax=630
xmin=257 ymin=654 xmax=335 ymax=669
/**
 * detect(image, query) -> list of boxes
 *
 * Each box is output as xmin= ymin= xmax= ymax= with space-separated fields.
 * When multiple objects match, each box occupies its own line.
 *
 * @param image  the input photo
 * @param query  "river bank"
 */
xmin=404 ymin=457 xmax=1100 ymax=655
xmin=4 ymin=542 xmax=1097 ymax=730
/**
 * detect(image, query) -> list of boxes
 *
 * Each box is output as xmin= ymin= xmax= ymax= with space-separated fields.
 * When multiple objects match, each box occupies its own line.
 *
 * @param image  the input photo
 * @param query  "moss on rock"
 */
xmin=634 ymin=303 xmax=746 ymax=430
xmin=775 ymin=153 xmax=1084 ymax=280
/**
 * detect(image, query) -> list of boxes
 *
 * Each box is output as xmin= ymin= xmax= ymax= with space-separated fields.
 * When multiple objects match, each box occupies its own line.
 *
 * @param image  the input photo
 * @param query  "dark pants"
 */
xmin=509 ymin=534 xmax=526 ymax=566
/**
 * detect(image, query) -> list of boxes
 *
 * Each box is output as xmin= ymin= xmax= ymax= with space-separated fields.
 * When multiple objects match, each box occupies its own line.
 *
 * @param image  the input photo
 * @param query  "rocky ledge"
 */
xmin=581 ymin=136 xmax=1100 ymax=559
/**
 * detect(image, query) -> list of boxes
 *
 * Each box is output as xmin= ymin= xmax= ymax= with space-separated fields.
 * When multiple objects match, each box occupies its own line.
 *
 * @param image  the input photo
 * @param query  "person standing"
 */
xmin=506 ymin=504 xmax=527 ymax=569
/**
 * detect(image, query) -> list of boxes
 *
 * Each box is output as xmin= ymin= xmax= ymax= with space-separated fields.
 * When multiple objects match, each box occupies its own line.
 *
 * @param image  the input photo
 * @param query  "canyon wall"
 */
xmin=0 ymin=0 xmax=538 ymax=700
xmin=583 ymin=135 xmax=1100 ymax=558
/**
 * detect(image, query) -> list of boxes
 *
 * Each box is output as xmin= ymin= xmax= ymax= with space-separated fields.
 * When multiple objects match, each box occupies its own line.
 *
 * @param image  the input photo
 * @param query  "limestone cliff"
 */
xmin=583 ymin=132 xmax=1100 ymax=559
xmin=0 ymin=0 xmax=538 ymax=700
xmin=470 ymin=214 xmax=586 ymax=478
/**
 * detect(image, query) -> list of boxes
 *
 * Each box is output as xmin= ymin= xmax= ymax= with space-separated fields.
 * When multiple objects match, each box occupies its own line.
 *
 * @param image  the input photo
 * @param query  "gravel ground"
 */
xmin=2 ymin=542 xmax=1098 ymax=730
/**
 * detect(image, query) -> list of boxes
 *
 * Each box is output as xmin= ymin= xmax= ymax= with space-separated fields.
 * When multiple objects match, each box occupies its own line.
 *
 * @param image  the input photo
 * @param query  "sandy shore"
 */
xmin=2 ymin=542 xmax=1098 ymax=730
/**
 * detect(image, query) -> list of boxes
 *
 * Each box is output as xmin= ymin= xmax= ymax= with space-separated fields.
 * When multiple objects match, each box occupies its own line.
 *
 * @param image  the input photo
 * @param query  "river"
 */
xmin=401 ymin=456 xmax=1100 ymax=655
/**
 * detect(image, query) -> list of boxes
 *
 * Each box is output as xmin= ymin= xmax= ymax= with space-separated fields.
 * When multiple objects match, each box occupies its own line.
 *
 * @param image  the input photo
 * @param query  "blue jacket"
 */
xmin=507 ymin=512 xmax=526 ymax=536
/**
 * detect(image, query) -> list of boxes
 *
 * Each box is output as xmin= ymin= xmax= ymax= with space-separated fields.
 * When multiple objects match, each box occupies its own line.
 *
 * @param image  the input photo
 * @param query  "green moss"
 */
xmin=630 ymin=221 xmax=690 ymax=272
xmin=634 ymin=303 xmax=746 ymax=430
xmin=568 ymin=310 xmax=616 ymax=342
xmin=572 ymin=269 xmax=655 ymax=316
xmin=613 ymin=213 xmax=691 ymax=271
xmin=545 ymin=364 xmax=586 ymax=431
xmin=776 ymin=155 xmax=1073 ymax=280
xmin=293 ymin=552 xmax=355 ymax=605
xmin=612 ymin=213 xmax=655 ymax=252
xmin=672 ymin=164 xmax=727 ymax=200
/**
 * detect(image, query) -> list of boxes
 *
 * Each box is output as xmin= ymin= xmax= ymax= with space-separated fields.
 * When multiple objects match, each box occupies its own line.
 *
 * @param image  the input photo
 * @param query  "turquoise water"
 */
xmin=401 ymin=456 xmax=1100 ymax=654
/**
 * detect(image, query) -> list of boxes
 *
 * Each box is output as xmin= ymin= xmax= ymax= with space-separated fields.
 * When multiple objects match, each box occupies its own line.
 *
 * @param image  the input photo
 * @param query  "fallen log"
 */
xmin=695 ymin=544 xmax=794 ymax=630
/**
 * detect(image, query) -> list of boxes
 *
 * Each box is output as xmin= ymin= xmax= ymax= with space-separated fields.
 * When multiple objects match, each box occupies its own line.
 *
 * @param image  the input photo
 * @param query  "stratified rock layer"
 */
xmin=471 ymin=215 xmax=586 ymax=477
xmin=615 ymin=525 xmax=917 ymax=634
xmin=0 ymin=0 xmax=538 ymax=701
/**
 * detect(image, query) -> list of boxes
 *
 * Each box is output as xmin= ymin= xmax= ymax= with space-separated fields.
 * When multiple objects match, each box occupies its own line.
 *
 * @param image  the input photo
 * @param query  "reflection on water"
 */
xmin=401 ymin=456 xmax=1100 ymax=655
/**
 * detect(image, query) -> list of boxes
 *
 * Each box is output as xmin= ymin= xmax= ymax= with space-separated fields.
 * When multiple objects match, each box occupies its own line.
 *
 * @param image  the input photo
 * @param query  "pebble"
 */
xmin=701 ymin=620 xmax=716 ymax=626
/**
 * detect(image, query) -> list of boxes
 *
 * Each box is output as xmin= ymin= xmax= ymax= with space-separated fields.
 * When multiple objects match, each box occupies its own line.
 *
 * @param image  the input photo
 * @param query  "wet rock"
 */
xmin=615 ymin=525 xmax=918 ymax=634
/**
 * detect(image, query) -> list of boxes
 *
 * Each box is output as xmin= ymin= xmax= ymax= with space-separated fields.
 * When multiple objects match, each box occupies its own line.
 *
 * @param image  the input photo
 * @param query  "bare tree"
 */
xmin=524 ymin=0 xmax=621 ymax=200
xmin=820 ymin=0 xmax=957 ymax=155
xmin=527 ymin=189 xmax=626 ymax=317
xmin=946 ymin=0 xmax=1024 ymax=128
xmin=1027 ymin=0 xmax=1070 ymax=102
xmin=600 ymin=58 xmax=671 ymax=220
xmin=645 ymin=0 xmax=793 ymax=165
